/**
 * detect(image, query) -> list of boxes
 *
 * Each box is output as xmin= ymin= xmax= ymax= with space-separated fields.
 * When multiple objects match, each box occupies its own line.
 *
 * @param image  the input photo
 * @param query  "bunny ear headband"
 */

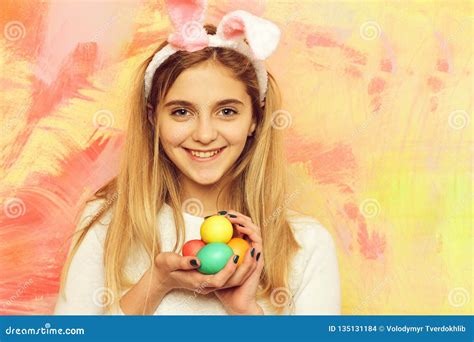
xmin=144 ymin=0 xmax=281 ymax=105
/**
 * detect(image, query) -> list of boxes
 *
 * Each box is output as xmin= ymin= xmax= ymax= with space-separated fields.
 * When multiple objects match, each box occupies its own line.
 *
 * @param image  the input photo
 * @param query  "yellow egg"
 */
xmin=200 ymin=215 xmax=233 ymax=244
xmin=227 ymin=238 xmax=250 ymax=266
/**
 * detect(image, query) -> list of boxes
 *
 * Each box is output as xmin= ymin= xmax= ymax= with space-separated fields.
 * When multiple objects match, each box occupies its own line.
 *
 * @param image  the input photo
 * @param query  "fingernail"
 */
xmin=233 ymin=255 xmax=240 ymax=264
xmin=204 ymin=215 xmax=212 ymax=219
xmin=190 ymin=259 xmax=198 ymax=267
xmin=218 ymin=211 xmax=227 ymax=215
xmin=238 ymin=223 xmax=244 ymax=227
xmin=256 ymin=252 xmax=261 ymax=261
xmin=228 ymin=214 xmax=237 ymax=218
xmin=251 ymin=248 xmax=255 ymax=257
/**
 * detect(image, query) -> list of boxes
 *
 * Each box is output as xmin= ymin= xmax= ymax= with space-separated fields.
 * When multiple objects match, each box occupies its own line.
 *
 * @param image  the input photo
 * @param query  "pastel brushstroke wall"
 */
xmin=0 ymin=0 xmax=472 ymax=315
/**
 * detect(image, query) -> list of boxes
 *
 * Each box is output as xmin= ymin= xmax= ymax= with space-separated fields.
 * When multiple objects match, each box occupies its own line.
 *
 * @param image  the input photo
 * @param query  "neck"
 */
xmin=179 ymin=175 xmax=230 ymax=217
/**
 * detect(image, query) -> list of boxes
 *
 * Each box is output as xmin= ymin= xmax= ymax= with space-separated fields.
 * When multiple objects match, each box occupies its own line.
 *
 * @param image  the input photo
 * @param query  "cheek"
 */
xmin=159 ymin=120 xmax=193 ymax=147
xmin=220 ymin=125 xmax=250 ymax=146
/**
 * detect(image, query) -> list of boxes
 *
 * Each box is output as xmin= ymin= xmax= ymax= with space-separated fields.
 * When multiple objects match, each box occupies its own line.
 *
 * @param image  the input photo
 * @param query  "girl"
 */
xmin=54 ymin=0 xmax=340 ymax=315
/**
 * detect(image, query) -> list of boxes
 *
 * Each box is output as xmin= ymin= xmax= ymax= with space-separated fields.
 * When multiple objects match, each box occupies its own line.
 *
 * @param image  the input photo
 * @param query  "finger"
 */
xmin=157 ymin=253 xmax=201 ymax=272
xmin=232 ymin=226 xmax=244 ymax=239
xmin=233 ymin=223 xmax=262 ymax=253
xmin=234 ymin=225 xmax=262 ymax=245
xmin=238 ymin=249 xmax=264 ymax=285
xmin=205 ymin=254 xmax=239 ymax=288
xmin=225 ymin=214 xmax=261 ymax=234
xmin=224 ymin=215 xmax=248 ymax=240
xmin=237 ymin=221 xmax=262 ymax=239
xmin=225 ymin=210 xmax=252 ymax=222
xmin=251 ymin=252 xmax=265 ymax=278
xmin=224 ymin=214 xmax=247 ymax=227
xmin=241 ymin=256 xmax=264 ymax=288
xmin=178 ymin=256 xmax=201 ymax=271
xmin=221 ymin=245 xmax=257 ymax=287
xmin=225 ymin=216 xmax=262 ymax=242
xmin=226 ymin=212 xmax=256 ymax=231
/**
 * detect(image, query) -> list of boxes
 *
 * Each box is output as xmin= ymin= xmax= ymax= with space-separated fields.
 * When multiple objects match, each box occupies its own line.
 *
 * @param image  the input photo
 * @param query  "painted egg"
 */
xmin=227 ymin=238 xmax=250 ymax=266
xmin=182 ymin=239 xmax=206 ymax=257
xmin=197 ymin=243 xmax=233 ymax=275
xmin=200 ymin=215 xmax=233 ymax=244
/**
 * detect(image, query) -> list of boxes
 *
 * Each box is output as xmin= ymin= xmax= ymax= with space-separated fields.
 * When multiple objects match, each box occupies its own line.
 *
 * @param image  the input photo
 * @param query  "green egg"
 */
xmin=197 ymin=242 xmax=233 ymax=275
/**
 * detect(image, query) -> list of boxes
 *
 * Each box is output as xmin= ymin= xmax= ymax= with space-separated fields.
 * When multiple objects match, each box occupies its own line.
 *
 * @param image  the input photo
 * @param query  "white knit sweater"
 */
xmin=54 ymin=200 xmax=340 ymax=315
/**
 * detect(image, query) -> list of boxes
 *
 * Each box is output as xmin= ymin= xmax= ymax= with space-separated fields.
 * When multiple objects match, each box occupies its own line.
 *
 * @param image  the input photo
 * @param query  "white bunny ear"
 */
xmin=216 ymin=10 xmax=281 ymax=60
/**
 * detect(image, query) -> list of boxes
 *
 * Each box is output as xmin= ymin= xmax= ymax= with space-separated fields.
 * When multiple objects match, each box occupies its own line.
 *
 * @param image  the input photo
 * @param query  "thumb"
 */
xmin=157 ymin=252 xmax=201 ymax=272
xmin=178 ymin=255 xmax=201 ymax=271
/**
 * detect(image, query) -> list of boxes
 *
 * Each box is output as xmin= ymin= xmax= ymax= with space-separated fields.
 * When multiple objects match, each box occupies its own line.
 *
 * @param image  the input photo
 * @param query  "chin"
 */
xmin=189 ymin=171 xmax=225 ymax=186
xmin=192 ymin=176 xmax=222 ymax=186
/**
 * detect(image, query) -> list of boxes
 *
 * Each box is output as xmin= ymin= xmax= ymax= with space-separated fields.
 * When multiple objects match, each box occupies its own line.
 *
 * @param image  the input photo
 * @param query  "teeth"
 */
xmin=190 ymin=149 xmax=220 ymax=158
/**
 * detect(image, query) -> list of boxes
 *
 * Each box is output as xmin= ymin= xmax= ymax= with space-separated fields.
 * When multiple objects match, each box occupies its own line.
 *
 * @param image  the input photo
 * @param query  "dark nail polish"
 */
xmin=238 ymin=223 xmax=244 ymax=227
xmin=190 ymin=259 xmax=198 ymax=267
xmin=256 ymin=252 xmax=261 ymax=261
xmin=251 ymin=248 xmax=255 ymax=257
xmin=218 ymin=211 xmax=227 ymax=215
xmin=233 ymin=255 xmax=240 ymax=264
xmin=204 ymin=215 xmax=212 ymax=219
xmin=228 ymin=214 xmax=237 ymax=218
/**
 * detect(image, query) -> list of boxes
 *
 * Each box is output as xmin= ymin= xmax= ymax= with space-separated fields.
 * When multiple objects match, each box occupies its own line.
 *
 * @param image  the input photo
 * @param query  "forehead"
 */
xmin=163 ymin=61 xmax=249 ymax=104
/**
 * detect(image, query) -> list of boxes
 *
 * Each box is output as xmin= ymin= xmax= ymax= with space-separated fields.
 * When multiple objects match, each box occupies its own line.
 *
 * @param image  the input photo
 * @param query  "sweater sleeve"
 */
xmin=54 ymin=200 xmax=126 ymax=315
xmin=290 ymin=217 xmax=341 ymax=315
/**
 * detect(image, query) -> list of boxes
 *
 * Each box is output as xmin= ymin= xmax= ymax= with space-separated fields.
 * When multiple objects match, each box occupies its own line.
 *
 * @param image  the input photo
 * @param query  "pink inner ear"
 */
xmin=222 ymin=17 xmax=245 ymax=39
xmin=166 ymin=0 xmax=206 ymax=27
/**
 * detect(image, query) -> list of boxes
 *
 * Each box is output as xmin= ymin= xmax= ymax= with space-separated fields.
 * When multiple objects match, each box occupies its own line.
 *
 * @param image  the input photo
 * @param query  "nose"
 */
xmin=192 ymin=115 xmax=217 ymax=144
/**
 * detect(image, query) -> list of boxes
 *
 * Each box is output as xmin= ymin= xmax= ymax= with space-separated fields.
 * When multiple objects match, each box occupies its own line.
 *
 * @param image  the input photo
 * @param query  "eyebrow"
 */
xmin=163 ymin=98 xmax=244 ymax=108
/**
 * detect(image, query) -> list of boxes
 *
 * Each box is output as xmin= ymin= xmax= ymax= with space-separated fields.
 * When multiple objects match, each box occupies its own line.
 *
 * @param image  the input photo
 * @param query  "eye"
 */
xmin=218 ymin=108 xmax=238 ymax=117
xmin=171 ymin=108 xmax=191 ymax=117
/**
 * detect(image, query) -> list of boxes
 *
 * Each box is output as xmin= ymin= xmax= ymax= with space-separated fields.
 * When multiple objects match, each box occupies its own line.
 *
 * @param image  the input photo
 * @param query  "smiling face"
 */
xmin=156 ymin=61 xmax=256 ymax=185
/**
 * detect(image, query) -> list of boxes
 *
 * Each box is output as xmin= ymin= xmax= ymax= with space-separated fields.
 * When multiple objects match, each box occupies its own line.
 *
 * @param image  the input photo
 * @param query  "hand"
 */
xmin=119 ymin=251 xmax=243 ymax=315
xmin=152 ymin=252 xmax=239 ymax=295
xmin=213 ymin=210 xmax=265 ymax=315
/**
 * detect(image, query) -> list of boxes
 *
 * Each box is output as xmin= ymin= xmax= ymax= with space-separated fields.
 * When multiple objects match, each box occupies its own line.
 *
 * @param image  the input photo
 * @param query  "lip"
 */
xmin=183 ymin=147 xmax=226 ymax=162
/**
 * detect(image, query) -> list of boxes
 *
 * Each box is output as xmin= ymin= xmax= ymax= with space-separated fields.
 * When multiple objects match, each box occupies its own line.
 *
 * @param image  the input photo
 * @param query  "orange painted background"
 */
xmin=0 ymin=0 xmax=472 ymax=315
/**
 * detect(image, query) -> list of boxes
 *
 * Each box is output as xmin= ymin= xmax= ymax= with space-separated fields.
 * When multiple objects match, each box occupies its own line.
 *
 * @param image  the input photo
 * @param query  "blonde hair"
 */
xmin=59 ymin=25 xmax=300 ymax=314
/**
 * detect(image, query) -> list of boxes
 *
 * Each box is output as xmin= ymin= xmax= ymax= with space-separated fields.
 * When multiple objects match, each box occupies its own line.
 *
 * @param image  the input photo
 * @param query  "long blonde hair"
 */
xmin=59 ymin=25 xmax=300 ymax=314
